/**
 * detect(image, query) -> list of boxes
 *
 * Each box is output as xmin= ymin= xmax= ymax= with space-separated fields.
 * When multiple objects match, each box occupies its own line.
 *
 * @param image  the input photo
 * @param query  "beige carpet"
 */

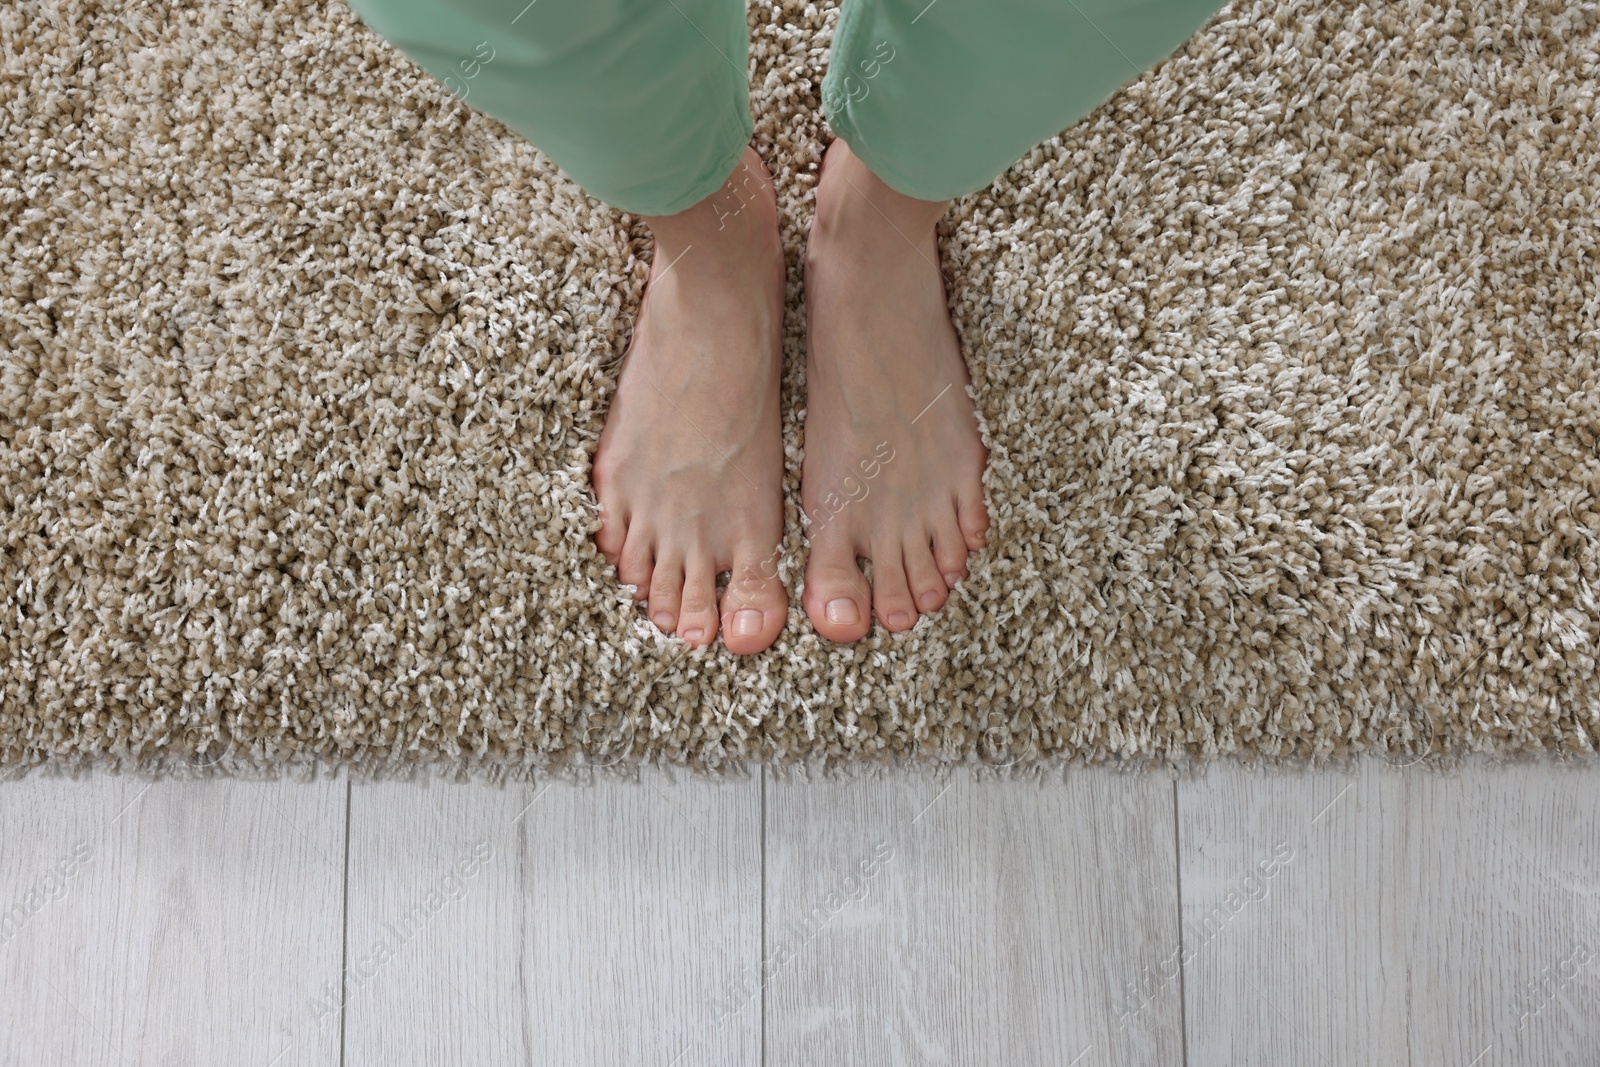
xmin=3 ymin=0 xmax=1598 ymax=776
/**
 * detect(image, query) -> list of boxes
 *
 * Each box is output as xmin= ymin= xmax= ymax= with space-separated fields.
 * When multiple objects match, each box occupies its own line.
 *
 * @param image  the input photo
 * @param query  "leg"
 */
xmin=824 ymin=0 xmax=1229 ymax=203
xmin=344 ymin=0 xmax=753 ymax=216
xmin=801 ymin=0 xmax=1227 ymax=642
xmin=347 ymin=0 xmax=790 ymax=654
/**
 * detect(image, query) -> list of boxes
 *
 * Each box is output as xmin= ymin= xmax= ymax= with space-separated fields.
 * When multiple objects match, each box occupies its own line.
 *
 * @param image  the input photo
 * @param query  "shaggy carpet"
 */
xmin=3 ymin=0 xmax=1598 ymax=776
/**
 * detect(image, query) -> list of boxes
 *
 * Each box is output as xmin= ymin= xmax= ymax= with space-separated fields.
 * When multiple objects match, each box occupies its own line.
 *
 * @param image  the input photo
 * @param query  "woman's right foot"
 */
xmin=591 ymin=147 xmax=790 ymax=655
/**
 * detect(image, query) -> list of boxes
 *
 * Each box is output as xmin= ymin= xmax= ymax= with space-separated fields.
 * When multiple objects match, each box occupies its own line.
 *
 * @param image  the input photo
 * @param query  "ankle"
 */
xmin=813 ymin=139 xmax=948 ymax=247
xmin=644 ymin=151 xmax=779 ymax=270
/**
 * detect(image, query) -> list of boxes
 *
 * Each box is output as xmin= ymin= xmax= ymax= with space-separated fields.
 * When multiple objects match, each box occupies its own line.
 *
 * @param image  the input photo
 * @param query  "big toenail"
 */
xmin=681 ymin=627 xmax=705 ymax=643
xmin=826 ymin=598 xmax=859 ymax=625
xmin=888 ymin=612 xmax=912 ymax=629
xmin=943 ymin=572 xmax=964 ymax=587
xmin=652 ymin=612 xmax=674 ymax=630
xmin=730 ymin=610 xmax=763 ymax=638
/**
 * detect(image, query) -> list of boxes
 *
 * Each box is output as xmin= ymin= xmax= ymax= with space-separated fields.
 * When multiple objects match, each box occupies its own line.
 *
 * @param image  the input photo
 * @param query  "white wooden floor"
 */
xmin=1 ymin=756 xmax=1596 ymax=1066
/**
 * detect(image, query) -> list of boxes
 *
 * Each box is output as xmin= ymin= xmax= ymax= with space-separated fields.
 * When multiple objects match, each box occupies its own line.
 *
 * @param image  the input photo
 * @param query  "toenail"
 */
xmin=943 ymin=572 xmax=965 ymax=587
xmin=919 ymin=591 xmax=942 ymax=610
xmin=730 ymin=610 xmax=764 ymax=638
xmin=652 ymin=612 xmax=674 ymax=630
xmin=888 ymin=611 xmax=912 ymax=629
xmin=826 ymin=598 xmax=859 ymax=625
xmin=681 ymin=627 xmax=705 ymax=643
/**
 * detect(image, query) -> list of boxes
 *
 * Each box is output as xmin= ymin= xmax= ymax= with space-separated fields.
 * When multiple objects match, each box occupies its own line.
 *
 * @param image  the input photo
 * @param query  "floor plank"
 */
xmin=0 ymin=770 xmax=348 ymax=1067
xmin=342 ymin=767 xmax=762 ymax=1067
xmin=764 ymin=765 xmax=1183 ymax=1067
xmin=1177 ymin=755 xmax=1600 ymax=1066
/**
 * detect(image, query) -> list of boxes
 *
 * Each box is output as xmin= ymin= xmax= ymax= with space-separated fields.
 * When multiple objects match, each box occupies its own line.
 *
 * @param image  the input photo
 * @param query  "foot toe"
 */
xmin=646 ymin=556 xmax=684 ymax=635
xmin=595 ymin=501 xmax=629 ymax=561
xmin=931 ymin=513 xmax=970 ymax=587
xmin=720 ymin=542 xmax=787 ymax=654
xmin=803 ymin=530 xmax=872 ymax=643
xmin=617 ymin=531 xmax=654 ymax=601
xmin=956 ymin=486 xmax=990 ymax=550
xmin=903 ymin=531 xmax=948 ymax=614
xmin=676 ymin=555 xmax=720 ymax=648
xmin=870 ymin=538 xmax=919 ymax=633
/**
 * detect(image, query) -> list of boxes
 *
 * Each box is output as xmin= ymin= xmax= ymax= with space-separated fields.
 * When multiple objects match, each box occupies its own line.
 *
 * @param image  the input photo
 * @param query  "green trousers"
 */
xmin=345 ymin=0 xmax=1225 ymax=216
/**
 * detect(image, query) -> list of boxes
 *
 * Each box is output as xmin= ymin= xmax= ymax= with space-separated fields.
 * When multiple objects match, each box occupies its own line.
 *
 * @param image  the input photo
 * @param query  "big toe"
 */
xmin=803 ymin=529 xmax=872 ymax=644
xmin=720 ymin=542 xmax=788 ymax=655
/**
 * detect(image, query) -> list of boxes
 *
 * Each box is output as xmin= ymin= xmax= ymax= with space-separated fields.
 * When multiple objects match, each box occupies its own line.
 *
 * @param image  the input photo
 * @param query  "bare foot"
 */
xmin=592 ymin=146 xmax=788 ymax=655
xmin=800 ymin=139 xmax=990 ymax=643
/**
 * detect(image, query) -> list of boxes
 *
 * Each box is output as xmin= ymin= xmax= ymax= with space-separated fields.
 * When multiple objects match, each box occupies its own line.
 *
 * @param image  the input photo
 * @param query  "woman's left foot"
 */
xmin=800 ymin=139 xmax=990 ymax=643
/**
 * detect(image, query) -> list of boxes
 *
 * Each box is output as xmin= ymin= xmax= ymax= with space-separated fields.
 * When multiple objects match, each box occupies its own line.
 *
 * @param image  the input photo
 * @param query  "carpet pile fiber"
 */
xmin=3 ymin=0 xmax=1598 ymax=774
